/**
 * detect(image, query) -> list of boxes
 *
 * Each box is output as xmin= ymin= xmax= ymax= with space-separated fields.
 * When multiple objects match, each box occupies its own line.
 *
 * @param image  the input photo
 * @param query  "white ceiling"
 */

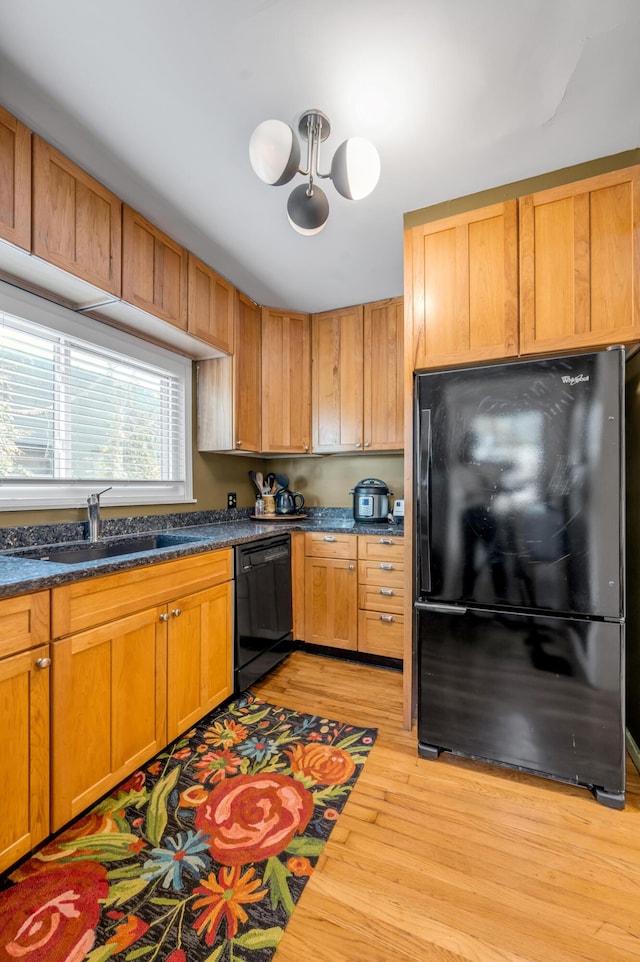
xmin=1 ymin=0 xmax=639 ymax=314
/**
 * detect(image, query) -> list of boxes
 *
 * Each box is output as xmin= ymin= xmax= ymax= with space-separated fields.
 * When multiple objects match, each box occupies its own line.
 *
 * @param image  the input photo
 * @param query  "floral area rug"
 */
xmin=0 ymin=691 xmax=377 ymax=962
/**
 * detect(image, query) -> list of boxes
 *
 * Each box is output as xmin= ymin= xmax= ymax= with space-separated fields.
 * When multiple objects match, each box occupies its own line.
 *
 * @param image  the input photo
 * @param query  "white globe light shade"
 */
xmin=287 ymin=184 xmax=329 ymax=236
xmin=249 ymin=119 xmax=300 ymax=186
xmin=331 ymin=137 xmax=381 ymax=200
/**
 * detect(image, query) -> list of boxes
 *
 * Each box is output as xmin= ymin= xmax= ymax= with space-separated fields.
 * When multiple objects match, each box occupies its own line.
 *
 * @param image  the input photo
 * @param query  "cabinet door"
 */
xmin=188 ymin=253 xmax=235 ymax=353
xmin=304 ymin=556 xmax=357 ymax=650
xmin=0 ymin=644 xmax=50 ymax=874
xmin=32 ymin=136 xmax=122 ymax=295
xmin=312 ymin=304 xmax=364 ymax=452
xmin=51 ymin=607 xmax=167 ymax=831
xmin=262 ymin=307 xmax=311 ymax=453
xmin=520 ymin=166 xmax=640 ymax=354
xmin=405 ymin=201 xmax=518 ymax=370
xmin=363 ymin=297 xmax=404 ymax=450
xmin=122 ymin=204 xmax=188 ymax=329
xmin=234 ymin=292 xmax=262 ymax=452
xmin=167 ymin=582 xmax=232 ymax=740
xmin=0 ymin=105 xmax=30 ymax=251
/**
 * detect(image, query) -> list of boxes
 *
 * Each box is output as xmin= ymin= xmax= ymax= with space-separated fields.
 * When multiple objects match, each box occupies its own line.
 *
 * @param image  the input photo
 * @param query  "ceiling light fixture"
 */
xmin=249 ymin=109 xmax=380 ymax=236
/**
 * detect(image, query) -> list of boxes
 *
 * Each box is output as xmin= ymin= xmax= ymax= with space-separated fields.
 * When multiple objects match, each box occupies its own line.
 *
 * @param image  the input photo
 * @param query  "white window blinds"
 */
xmin=0 ymin=283 xmax=192 ymax=509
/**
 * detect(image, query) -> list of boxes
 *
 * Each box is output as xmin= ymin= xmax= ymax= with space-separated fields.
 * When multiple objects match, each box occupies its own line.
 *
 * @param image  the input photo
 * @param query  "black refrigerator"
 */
xmin=414 ymin=348 xmax=625 ymax=808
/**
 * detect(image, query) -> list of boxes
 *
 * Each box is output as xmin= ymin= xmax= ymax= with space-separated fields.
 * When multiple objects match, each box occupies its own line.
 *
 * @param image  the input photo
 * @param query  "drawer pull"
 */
xmin=323 ymin=536 xmax=337 ymax=542
xmin=159 ymin=613 xmax=170 ymax=622
xmin=172 ymin=608 xmax=182 ymax=618
xmin=380 ymin=588 xmax=394 ymax=596
xmin=379 ymin=563 xmax=394 ymax=570
xmin=380 ymin=614 xmax=395 ymax=623
xmin=35 ymin=657 xmax=52 ymax=670
xmin=378 ymin=538 xmax=394 ymax=545
xmin=348 ymin=564 xmax=355 ymax=571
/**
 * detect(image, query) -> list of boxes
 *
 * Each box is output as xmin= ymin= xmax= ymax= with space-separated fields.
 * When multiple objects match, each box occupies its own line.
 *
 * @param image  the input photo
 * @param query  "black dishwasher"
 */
xmin=234 ymin=535 xmax=294 ymax=691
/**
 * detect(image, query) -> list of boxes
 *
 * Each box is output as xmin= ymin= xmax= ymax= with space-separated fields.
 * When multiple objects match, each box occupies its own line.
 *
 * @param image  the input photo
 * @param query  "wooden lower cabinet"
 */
xmin=0 ymin=642 xmax=50 ymax=874
xmin=50 ymin=549 xmax=233 ymax=832
xmin=167 ymin=582 xmax=233 ymax=740
xmin=51 ymin=606 xmax=167 ymax=831
xmin=303 ymin=532 xmax=405 ymax=659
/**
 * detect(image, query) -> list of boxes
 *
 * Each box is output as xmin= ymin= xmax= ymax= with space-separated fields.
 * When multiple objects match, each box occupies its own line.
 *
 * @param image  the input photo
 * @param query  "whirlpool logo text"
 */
xmin=561 ymin=374 xmax=590 ymax=385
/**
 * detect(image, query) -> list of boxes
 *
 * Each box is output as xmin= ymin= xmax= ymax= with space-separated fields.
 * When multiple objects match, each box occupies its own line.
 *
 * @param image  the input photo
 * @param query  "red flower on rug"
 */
xmin=0 ymin=861 xmax=108 ymax=961
xmin=195 ymin=772 xmax=314 ymax=865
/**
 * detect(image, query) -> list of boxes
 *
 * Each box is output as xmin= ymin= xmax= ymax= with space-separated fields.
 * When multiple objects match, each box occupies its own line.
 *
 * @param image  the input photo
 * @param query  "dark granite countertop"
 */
xmin=0 ymin=509 xmax=403 ymax=599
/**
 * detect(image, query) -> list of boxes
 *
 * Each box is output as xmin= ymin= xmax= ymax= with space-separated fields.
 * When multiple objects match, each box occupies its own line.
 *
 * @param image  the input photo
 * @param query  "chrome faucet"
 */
xmin=87 ymin=487 xmax=112 ymax=542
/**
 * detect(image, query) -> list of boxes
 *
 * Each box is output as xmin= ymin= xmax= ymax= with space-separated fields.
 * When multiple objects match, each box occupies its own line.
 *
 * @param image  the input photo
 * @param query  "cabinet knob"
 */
xmin=35 ymin=657 xmax=52 ymax=670
xmin=159 ymin=613 xmax=170 ymax=622
xmin=355 ymin=441 xmax=362 ymax=448
xmin=380 ymin=614 xmax=395 ymax=623
xmin=380 ymin=588 xmax=394 ymax=596
xmin=323 ymin=536 xmax=337 ymax=542
xmin=172 ymin=608 xmax=182 ymax=618
xmin=379 ymin=563 xmax=394 ymax=570
xmin=304 ymin=445 xmax=309 ymax=451
xmin=364 ymin=441 xmax=370 ymax=448
xmin=348 ymin=564 xmax=355 ymax=571
xmin=236 ymin=440 xmax=243 ymax=447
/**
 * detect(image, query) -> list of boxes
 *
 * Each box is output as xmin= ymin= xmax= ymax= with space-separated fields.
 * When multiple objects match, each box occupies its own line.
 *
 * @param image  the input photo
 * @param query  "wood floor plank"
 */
xmin=252 ymin=651 xmax=640 ymax=962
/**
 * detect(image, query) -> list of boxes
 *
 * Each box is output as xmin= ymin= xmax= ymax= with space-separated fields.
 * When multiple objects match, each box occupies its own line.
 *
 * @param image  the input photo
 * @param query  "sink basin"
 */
xmin=4 ymin=533 xmax=207 ymax=565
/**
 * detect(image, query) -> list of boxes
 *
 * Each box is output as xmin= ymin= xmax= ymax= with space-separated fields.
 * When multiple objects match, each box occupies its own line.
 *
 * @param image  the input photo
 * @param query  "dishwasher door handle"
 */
xmin=414 ymin=601 xmax=468 ymax=615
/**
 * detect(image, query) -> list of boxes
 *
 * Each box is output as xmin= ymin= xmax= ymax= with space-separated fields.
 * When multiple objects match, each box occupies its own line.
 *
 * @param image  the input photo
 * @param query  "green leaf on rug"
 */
xmin=84 ymin=945 xmax=116 ymax=962
xmin=144 ymin=764 xmax=181 ymax=845
xmin=285 ymin=836 xmax=325 ymax=857
xmin=202 ymin=943 xmax=227 ymax=962
xmin=263 ymin=856 xmax=294 ymax=914
xmin=104 ymin=876 xmax=149 ymax=906
xmin=234 ymin=926 xmax=284 ymax=949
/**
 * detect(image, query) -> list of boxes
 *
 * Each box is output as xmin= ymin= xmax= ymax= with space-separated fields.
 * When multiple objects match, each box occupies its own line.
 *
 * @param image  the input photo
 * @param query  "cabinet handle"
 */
xmin=378 ymin=538 xmax=394 ymax=545
xmin=380 ymin=614 xmax=395 ymax=623
xmin=348 ymin=564 xmax=355 ymax=571
xmin=35 ymin=657 xmax=52 ymax=670
xmin=364 ymin=441 xmax=370 ymax=448
xmin=236 ymin=440 xmax=243 ymax=447
xmin=159 ymin=613 xmax=170 ymax=622
xmin=304 ymin=445 xmax=309 ymax=451
xmin=380 ymin=588 xmax=394 ymax=596
xmin=355 ymin=441 xmax=362 ymax=448
xmin=379 ymin=563 xmax=394 ymax=570
xmin=323 ymin=536 xmax=337 ymax=542
xmin=172 ymin=608 xmax=182 ymax=618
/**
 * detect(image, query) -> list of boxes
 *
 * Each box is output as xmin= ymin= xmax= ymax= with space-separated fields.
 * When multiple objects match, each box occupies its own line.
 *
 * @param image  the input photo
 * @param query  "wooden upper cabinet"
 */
xmin=0 ymin=105 xmax=31 ymax=251
xmin=519 ymin=166 xmax=640 ymax=354
xmin=122 ymin=204 xmax=188 ymax=329
xmin=32 ymin=136 xmax=122 ymax=295
xmin=261 ymin=307 xmax=311 ymax=454
xmin=363 ymin=297 xmax=404 ymax=450
xmin=312 ymin=304 xmax=364 ymax=452
xmin=187 ymin=253 xmax=235 ymax=353
xmin=197 ymin=291 xmax=261 ymax=452
xmin=405 ymin=200 xmax=519 ymax=370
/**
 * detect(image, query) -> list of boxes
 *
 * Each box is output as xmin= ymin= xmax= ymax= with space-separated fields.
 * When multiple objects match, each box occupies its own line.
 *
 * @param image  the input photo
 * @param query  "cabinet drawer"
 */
xmin=358 ymin=610 xmax=404 ymax=659
xmin=358 ymin=583 xmax=404 ymax=615
xmin=305 ymin=532 xmax=356 ymax=560
xmin=358 ymin=535 xmax=404 ymax=562
xmin=0 ymin=591 xmax=50 ymax=658
xmin=52 ymin=549 xmax=232 ymax=638
xmin=358 ymin=559 xmax=405 ymax=588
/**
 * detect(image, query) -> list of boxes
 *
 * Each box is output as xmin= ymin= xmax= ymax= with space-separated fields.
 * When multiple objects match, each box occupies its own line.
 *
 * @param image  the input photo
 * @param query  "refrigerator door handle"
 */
xmin=417 ymin=407 xmax=432 ymax=594
xmin=414 ymin=601 xmax=468 ymax=615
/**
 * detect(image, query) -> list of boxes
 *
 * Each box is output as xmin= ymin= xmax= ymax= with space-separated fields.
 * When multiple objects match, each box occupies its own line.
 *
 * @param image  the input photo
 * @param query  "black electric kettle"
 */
xmin=275 ymin=489 xmax=305 ymax=515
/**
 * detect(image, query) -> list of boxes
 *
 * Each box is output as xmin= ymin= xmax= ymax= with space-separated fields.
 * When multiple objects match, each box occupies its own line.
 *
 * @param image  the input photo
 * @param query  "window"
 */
xmin=0 ymin=283 xmax=192 ymax=509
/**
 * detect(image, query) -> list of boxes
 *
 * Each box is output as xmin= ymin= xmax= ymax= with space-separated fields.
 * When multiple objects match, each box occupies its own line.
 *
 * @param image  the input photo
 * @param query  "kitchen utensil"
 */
xmin=256 ymin=471 xmax=264 ymax=493
xmin=275 ymin=489 xmax=305 ymax=515
xmin=263 ymin=494 xmax=276 ymax=515
xmin=248 ymin=471 xmax=262 ymax=496
xmin=266 ymin=472 xmax=277 ymax=493
xmin=276 ymin=473 xmax=289 ymax=490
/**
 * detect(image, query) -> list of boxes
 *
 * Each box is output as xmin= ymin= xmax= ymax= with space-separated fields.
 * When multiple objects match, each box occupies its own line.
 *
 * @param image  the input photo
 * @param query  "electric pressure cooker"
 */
xmin=350 ymin=478 xmax=393 ymax=522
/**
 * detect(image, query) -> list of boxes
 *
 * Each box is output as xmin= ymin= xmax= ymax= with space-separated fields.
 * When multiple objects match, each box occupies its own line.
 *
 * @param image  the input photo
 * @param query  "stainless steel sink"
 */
xmin=4 ymin=533 xmax=207 ymax=565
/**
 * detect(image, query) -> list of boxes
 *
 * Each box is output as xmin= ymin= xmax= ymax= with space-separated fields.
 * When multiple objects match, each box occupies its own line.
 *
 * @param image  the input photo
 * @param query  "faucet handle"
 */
xmin=87 ymin=486 xmax=113 ymax=505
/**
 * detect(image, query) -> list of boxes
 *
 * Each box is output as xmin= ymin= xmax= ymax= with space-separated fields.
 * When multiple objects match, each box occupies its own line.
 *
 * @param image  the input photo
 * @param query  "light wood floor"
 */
xmin=254 ymin=650 xmax=640 ymax=962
